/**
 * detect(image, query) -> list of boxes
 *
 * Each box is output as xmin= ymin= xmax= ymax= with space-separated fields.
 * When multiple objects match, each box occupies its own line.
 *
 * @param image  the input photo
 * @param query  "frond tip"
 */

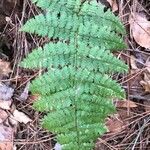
xmin=20 ymin=0 xmax=128 ymax=149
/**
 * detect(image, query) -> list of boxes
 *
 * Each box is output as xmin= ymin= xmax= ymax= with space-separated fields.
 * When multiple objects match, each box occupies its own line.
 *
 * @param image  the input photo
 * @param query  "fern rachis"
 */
xmin=20 ymin=0 xmax=128 ymax=149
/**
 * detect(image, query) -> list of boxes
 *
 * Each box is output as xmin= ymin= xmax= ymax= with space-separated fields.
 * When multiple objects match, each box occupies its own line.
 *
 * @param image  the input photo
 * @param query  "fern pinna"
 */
xmin=20 ymin=0 xmax=128 ymax=149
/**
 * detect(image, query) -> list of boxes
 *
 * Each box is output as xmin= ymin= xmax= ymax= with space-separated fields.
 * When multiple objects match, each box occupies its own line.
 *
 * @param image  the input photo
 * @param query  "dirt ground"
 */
xmin=0 ymin=0 xmax=150 ymax=150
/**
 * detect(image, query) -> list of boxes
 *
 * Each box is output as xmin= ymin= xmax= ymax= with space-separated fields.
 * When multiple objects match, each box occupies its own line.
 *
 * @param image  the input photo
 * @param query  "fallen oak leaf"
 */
xmin=130 ymin=13 xmax=150 ymax=49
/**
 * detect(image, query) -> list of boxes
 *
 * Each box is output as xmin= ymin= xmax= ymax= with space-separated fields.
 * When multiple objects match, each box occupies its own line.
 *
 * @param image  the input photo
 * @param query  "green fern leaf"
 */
xmin=30 ymin=0 xmax=125 ymax=34
xmin=20 ymin=0 xmax=128 ymax=149
xmin=21 ymin=12 xmax=126 ymax=49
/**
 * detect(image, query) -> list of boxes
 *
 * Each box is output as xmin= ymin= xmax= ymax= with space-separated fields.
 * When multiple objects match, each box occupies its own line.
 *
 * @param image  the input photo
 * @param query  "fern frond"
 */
xmin=21 ymin=12 xmax=126 ymax=50
xmin=20 ymin=1 xmax=128 ymax=149
xmin=30 ymin=66 xmax=125 ymax=98
xmin=31 ymin=0 xmax=125 ymax=34
xmin=20 ymin=42 xmax=127 ymax=75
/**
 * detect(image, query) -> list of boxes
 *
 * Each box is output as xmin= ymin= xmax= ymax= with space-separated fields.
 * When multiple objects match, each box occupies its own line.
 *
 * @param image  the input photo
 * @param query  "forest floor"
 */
xmin=0 ymin=0 xmax=150 ymax=150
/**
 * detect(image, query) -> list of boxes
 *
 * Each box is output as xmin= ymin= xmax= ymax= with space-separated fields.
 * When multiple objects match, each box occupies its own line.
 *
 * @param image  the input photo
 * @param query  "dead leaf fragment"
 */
xmin=130 ymin=13 xmax=150 ymax=49
xmin=106 ymin=0 xmax=118 ymax=12
xmin=0 ymin=59 xmax=11 ymax=76
xmin=0 ymin=100 xmax=12 ymax=110
xmin=106 ymin=117 xmax=126 ymax=133
xmin=9 ymin=117 xmax=18 ymax=126
xmin=115 ymin=100 xmax=137 ymax=108
xmin=130 ymin=55 xmax=138 ymax=70
xmin=10 ymin=109 xmax=32 ymax=124
xmin=106 ymin=110 xmax=130 ymax=133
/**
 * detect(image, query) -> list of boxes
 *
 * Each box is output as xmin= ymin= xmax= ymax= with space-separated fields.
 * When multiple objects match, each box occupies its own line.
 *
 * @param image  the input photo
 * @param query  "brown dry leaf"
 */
xmin=106 ymin=115 xmax=126 ymax=133
xmin=10 ymin=109 xmax=32 ymax=124
xmin=0 ymin=109 xmax=8 ymax=123
xmin=0 ymin=59 xmax=11 ymax=76
xmin=0 ymin=125 xmax=13 ymax=150
xmin=115 ymin=100 xmax=137 ymax=108
xmin=106 ymin=0 xmax=118 ymax=12
xmin=106 ymin=110 xmax=129 ymax=133
xmin=130 ymin=13 xmax=150 ymax=49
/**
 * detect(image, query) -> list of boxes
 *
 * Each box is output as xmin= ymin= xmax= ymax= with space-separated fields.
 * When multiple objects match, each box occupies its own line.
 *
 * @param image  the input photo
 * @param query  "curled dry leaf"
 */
xmin=10 ymin=109 xmax=32 ymax=124
xmin=106 ymin=0 xmax=118 ymax=12
xmin=130 ymin=13 xmax=150 ymax=49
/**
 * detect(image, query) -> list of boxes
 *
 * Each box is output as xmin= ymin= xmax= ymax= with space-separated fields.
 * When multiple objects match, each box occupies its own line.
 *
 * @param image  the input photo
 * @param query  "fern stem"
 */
xmin=74 ymin=32 xmax=80 ymax=149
